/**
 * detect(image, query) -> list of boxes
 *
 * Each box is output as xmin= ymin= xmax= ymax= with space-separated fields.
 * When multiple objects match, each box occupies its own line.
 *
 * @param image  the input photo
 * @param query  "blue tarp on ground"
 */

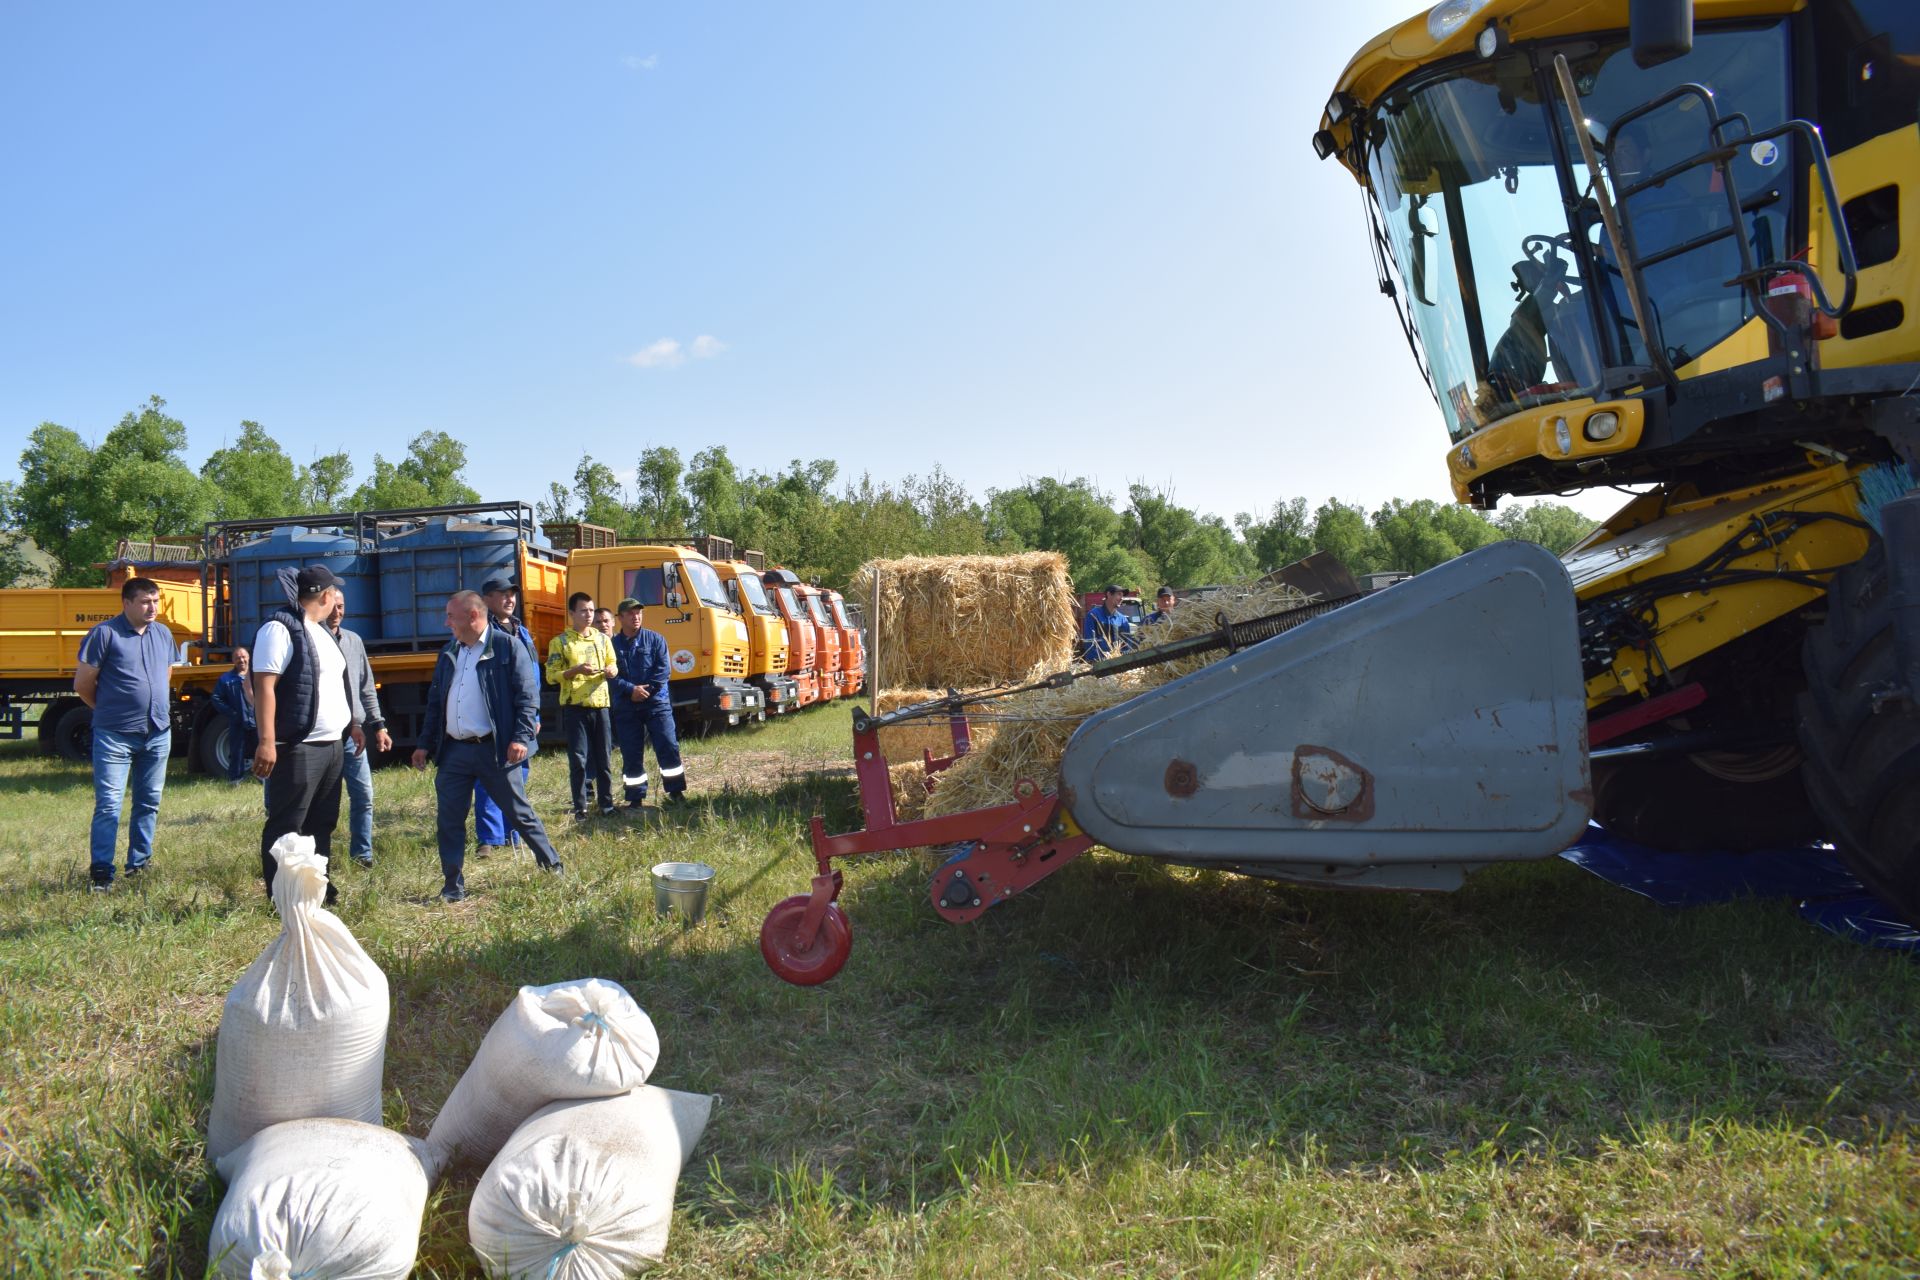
xmin=1559 ymin=825 xmax=1919 ymax=953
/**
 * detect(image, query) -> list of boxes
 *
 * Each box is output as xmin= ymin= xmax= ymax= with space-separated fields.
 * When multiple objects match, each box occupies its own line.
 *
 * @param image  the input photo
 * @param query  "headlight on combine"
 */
xmin=1427 ymin=0 xmax=1491 ymax=43
xmin=1584 ymin=411 xmax=1621 ymax=442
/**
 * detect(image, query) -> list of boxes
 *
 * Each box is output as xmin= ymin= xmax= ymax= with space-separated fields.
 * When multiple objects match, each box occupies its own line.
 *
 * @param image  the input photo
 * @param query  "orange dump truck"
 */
xmin=824 ymin=588 xmax=865 ymax=698
xmin=758 ymin=568 xmax=820 ymax=708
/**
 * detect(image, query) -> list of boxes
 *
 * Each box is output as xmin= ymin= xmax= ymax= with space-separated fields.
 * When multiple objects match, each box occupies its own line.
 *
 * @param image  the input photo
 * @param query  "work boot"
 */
xmin=440 ymin=876 xmax=467 ymax=903
xmin=538 ymin=860 xmax=565 ymax=876
xmin=474 ymin=844 xmax=504 ymax=860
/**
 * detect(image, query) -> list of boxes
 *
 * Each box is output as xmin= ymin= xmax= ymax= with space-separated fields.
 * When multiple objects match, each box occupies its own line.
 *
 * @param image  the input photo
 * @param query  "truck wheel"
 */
xmin=1591 ymin=751 xmax=1821 ymax=851
xmin=196 ymin=713 xmax=239 ymax=776
xmin=52 ymin=704 xmax=94 ymax=763
xmin=1797 ymin=542 xmax=1920 ymax=923
xmin=37 ymin=699 xmax=79 ymax=755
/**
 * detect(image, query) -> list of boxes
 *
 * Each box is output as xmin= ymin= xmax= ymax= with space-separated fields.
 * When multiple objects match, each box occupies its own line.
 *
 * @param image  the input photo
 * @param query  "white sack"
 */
xmin=208 ymin=1117 xmax=437 ymax=1280
xmin=207 ymin=834 xmax=390 ymax=1161
xmin=468 ymin=1087 xmax=713 ymax=1279
xmin=427 ymin=978 xmax=660 ymax=1166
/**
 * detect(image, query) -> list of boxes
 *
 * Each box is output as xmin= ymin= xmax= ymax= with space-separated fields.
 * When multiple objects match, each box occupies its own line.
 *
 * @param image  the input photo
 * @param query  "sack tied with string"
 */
xmin=206 ymin=834 xmax=390 ymax=1162
xmin=208 ymin=1117 xmax=440 ymax=1280
xmin=426 ymin=978 xmax=660 ymax=1167
xmin=467 ymin=1086 xmax=714 ymax=1279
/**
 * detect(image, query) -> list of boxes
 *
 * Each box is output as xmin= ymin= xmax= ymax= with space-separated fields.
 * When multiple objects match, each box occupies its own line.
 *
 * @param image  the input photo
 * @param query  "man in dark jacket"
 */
xmin=209 ymin=645 xmax=257 ymax=783
xmin=411 ymin=590 xmax=564 ymax=902
xmin=253 ymin=564 xmax=358 ymax=902
xmin=608 ymin=596 xmax=687 ymax=805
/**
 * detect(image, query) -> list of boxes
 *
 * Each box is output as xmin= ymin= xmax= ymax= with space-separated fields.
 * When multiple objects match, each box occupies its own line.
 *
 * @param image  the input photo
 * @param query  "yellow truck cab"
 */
xmin=712 ymin=559 xmax=801 ymax=715
xmin=565 ymin=543 xmax=765 ymax=730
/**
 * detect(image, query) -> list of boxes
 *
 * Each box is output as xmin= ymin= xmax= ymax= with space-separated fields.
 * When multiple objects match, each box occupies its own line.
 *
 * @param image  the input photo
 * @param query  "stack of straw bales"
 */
xmin=919 ymin=579 xmax=1307 ymax=820
xmin=851 ymin=552 xmax=1076 ymax=692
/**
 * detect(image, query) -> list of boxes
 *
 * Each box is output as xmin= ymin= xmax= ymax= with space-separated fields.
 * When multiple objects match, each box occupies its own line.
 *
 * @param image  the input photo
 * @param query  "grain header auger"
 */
xmin=758 ymin=542 xmax=1598 ymax=985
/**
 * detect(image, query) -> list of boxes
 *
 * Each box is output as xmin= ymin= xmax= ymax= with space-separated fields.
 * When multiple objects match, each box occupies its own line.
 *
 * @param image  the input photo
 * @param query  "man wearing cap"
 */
xmin=412 ymin=590 xmax=564 ymax=901
xmin=473 ymin=576 xmax=539 ymax=857
xmin=608 ymin=596 xmax=687 ymax=806
xmin=328 ymin=593 xmax=389 ymax=868
xmin=253 ymin=564 xmax=357 ymax=903
xmin=1080 ymin=584 xmax=1136 ymax=661
xmin=1144 ymin=586 xmax=1177 ymax=626
xmin=547 ymin=591 xmax=619 ymax=818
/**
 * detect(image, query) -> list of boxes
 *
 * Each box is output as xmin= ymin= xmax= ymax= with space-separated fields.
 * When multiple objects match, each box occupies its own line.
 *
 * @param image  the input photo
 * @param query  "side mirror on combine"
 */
xmin=1629 ymin=0 xmax=1692 ymax=68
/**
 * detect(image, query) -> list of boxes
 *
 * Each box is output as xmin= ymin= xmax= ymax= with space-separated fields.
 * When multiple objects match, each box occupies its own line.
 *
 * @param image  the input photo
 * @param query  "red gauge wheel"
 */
xmin=760 ymin=895 xmax=853 ymax=985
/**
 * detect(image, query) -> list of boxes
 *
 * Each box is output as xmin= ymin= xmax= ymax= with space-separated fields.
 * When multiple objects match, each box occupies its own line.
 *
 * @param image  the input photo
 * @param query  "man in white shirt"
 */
xmin=412 ymin=589 xmax=563 ymax=902
xmin=253 ymin=563 xmax=360 ymax=905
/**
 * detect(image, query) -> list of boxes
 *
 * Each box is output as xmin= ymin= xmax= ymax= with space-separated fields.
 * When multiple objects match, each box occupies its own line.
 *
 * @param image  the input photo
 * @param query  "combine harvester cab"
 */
xmin=714 ymin=559 xmax=800 ymax=715
xmin=760 ymin=569 xmax=822 ymax=708
xmin=568 ymin=543 xmax=763 ymax=731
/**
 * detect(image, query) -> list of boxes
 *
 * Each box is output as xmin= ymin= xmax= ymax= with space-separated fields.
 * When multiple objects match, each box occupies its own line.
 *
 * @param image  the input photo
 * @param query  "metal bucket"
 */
xmin=651 ymin=861 xmax=716 ymax=924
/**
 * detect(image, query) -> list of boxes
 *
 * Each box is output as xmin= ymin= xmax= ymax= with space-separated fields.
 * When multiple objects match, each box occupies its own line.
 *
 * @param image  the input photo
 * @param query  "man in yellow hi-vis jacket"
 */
xmin=546 ymin=591 xmax=619 ymax=818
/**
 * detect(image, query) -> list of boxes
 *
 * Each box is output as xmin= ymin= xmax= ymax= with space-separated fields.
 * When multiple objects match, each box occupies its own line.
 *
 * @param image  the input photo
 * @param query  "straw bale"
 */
xmin=872 ymin=687 xmax=998 ymax=764
xmin=851 ymin=552 xmax=1076 ymax=691
xmin=888 ymin=761 xmax=932 ymax=822
xmin=923 ymin=580 xmax=1307 ymax=819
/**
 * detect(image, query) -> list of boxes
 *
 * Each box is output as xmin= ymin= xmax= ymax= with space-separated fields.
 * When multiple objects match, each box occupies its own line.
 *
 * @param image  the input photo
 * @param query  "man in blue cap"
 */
xmin=608 ymin=596 xmax=687 ymax=805
xmin=472 ymin=575 xmax=539 ymax=857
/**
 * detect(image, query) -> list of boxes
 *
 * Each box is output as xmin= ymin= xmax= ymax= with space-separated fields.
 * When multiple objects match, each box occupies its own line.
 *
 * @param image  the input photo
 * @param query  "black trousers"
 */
xmin=561 ymin=704 xmax=614 ymax=813
xmin=260 ymin=734 xmax=344 ymax=891
xmin=434 ymin=737 xmax=561 ymax=887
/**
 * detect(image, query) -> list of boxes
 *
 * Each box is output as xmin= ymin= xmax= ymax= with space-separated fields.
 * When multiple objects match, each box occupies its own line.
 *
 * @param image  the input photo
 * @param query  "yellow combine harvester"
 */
xmin=1312 ymin=0 xmax=1919 ymax=914
xmin=760 ymin=0 xmax=1920 ymax=985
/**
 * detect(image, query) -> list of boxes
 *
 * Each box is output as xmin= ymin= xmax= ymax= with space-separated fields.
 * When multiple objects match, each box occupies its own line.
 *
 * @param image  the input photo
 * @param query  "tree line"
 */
xmin=2 ymin=397 xmax=1596 ymax=591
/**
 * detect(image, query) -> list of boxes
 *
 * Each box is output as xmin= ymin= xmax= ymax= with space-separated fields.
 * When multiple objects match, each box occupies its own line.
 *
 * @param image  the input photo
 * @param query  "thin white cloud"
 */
xmin=623 ymin=334 xmax=727 ymax=370
xmin=625 ymin=339 xmax=684 ymax=369
xmin=620 ymin=53 xmax=658 ymax=71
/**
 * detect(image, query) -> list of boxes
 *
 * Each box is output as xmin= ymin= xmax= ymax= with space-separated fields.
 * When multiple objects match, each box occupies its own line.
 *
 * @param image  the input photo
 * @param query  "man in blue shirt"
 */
xmin=473 ymin=577 xmax=539 ymax=857
xmin=209 ymin=646 xmax=258 ymax=783
xmin=73 ymin=576 xmax=177 ymax=890
xmin=608 ymin=596 xmax=687 ymax=805
xmin=1080 ymin=584 xmax=1136 ymax=661
xmin=1144 ymin=586 xmax=1177 ymax=627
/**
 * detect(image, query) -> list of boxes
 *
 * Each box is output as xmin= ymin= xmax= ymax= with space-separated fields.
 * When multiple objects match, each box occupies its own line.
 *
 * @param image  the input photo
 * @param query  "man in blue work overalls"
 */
xmin=609 ymin=596 xmax=687 ymax=806
xmin=473 ymin=576 xmax=539 ymax=856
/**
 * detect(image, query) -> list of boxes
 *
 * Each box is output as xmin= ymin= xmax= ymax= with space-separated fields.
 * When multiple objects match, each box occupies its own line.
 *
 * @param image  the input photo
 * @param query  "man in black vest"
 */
xmin=253 ymin=564 xmax=359 ymax=904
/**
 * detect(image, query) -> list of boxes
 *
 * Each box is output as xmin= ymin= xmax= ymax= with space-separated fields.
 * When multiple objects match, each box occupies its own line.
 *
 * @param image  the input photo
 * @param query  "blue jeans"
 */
xmin=90 ymin=726 xmax=171 ymax=883
xmin=343 ymin=737 xmax=374 ymax=862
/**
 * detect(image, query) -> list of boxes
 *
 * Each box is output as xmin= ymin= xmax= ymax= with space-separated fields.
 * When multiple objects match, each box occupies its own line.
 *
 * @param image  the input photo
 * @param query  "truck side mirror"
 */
xmin=1629 ymin=0 xmax=1692 ymax=68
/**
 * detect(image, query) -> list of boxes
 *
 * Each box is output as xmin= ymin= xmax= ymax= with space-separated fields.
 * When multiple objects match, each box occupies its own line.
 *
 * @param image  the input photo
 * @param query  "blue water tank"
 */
xmin=377 ymin=518 xmax=524 ymax=645
xmin=226 ymin=528 xmax=381 ymax=647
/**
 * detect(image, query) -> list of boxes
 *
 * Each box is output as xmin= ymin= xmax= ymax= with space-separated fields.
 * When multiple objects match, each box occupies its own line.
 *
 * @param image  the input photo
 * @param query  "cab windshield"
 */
xmin=1367 ymin=25 xmax=1790 ymax=441
xmin=776 ymin=586 xmax=802 ymax=618
xmin=828 ymin=596 xmax=852 ymax=628
xmin=803 ymin=593 xmax=831 ymax=628
xmin=682 ymin=559 xmax=734 ymax=611
xmin=737 ymin=570 xmax=777 ymax=615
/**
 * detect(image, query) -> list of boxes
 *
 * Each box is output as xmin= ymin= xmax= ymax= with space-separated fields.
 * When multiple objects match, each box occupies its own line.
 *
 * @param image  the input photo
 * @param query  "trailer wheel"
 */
xmin=1798 ymin=541 xmax=1920 ymax=924
xmin=759 ymin=894 xmax=853 ymax=985
xmin=37 ymin=699 xmax=79 ymax=755
xmin=196 ymin=712 xmax=240 ymax=777
xmin=51 ymin=704 xmax=94 ymax=763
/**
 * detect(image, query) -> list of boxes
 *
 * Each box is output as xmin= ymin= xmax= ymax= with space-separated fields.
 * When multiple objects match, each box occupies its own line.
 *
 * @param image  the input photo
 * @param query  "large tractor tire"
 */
xmin=1798 ymin=542 xmax=1920 ymax=924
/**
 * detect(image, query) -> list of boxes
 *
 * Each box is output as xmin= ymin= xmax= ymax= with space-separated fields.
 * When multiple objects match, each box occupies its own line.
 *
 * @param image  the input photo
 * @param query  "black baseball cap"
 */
xmin=481 ymin=576 xmax=517 ymax=595
xmin=295 ymin=564 xmax=345 ymax=598
xmin=1103 ymin=583 xmax=1123 ymax=595
xmin=1156 ymin=586 xmax=1175 ymax=599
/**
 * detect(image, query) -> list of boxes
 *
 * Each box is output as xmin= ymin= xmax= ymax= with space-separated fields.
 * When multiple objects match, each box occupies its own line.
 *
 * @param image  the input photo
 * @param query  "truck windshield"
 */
xmin=737 ymin=570 xmax=777 ymax=615
xmin=1367 ymin=25 xmax=1790 ymax=442
xmin=776 ymin=586 xmax=802 ymax=618
xmin=803 ymin=593 xmax=830 ymax=627
xmin=828 ymin=596 xmax=852 ymax=628
xmin=683 ymin=559 xmax=734 ymax=611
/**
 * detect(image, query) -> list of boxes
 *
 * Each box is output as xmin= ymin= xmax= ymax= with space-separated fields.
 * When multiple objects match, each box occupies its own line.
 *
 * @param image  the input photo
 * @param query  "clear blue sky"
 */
xmin=0 ymin=2 xmax=1621 ymax=525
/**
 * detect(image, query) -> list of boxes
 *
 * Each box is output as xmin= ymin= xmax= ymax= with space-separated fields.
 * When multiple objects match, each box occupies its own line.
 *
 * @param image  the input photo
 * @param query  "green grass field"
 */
xmin=1 ymin=707 xmax=1915 ymax=1277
